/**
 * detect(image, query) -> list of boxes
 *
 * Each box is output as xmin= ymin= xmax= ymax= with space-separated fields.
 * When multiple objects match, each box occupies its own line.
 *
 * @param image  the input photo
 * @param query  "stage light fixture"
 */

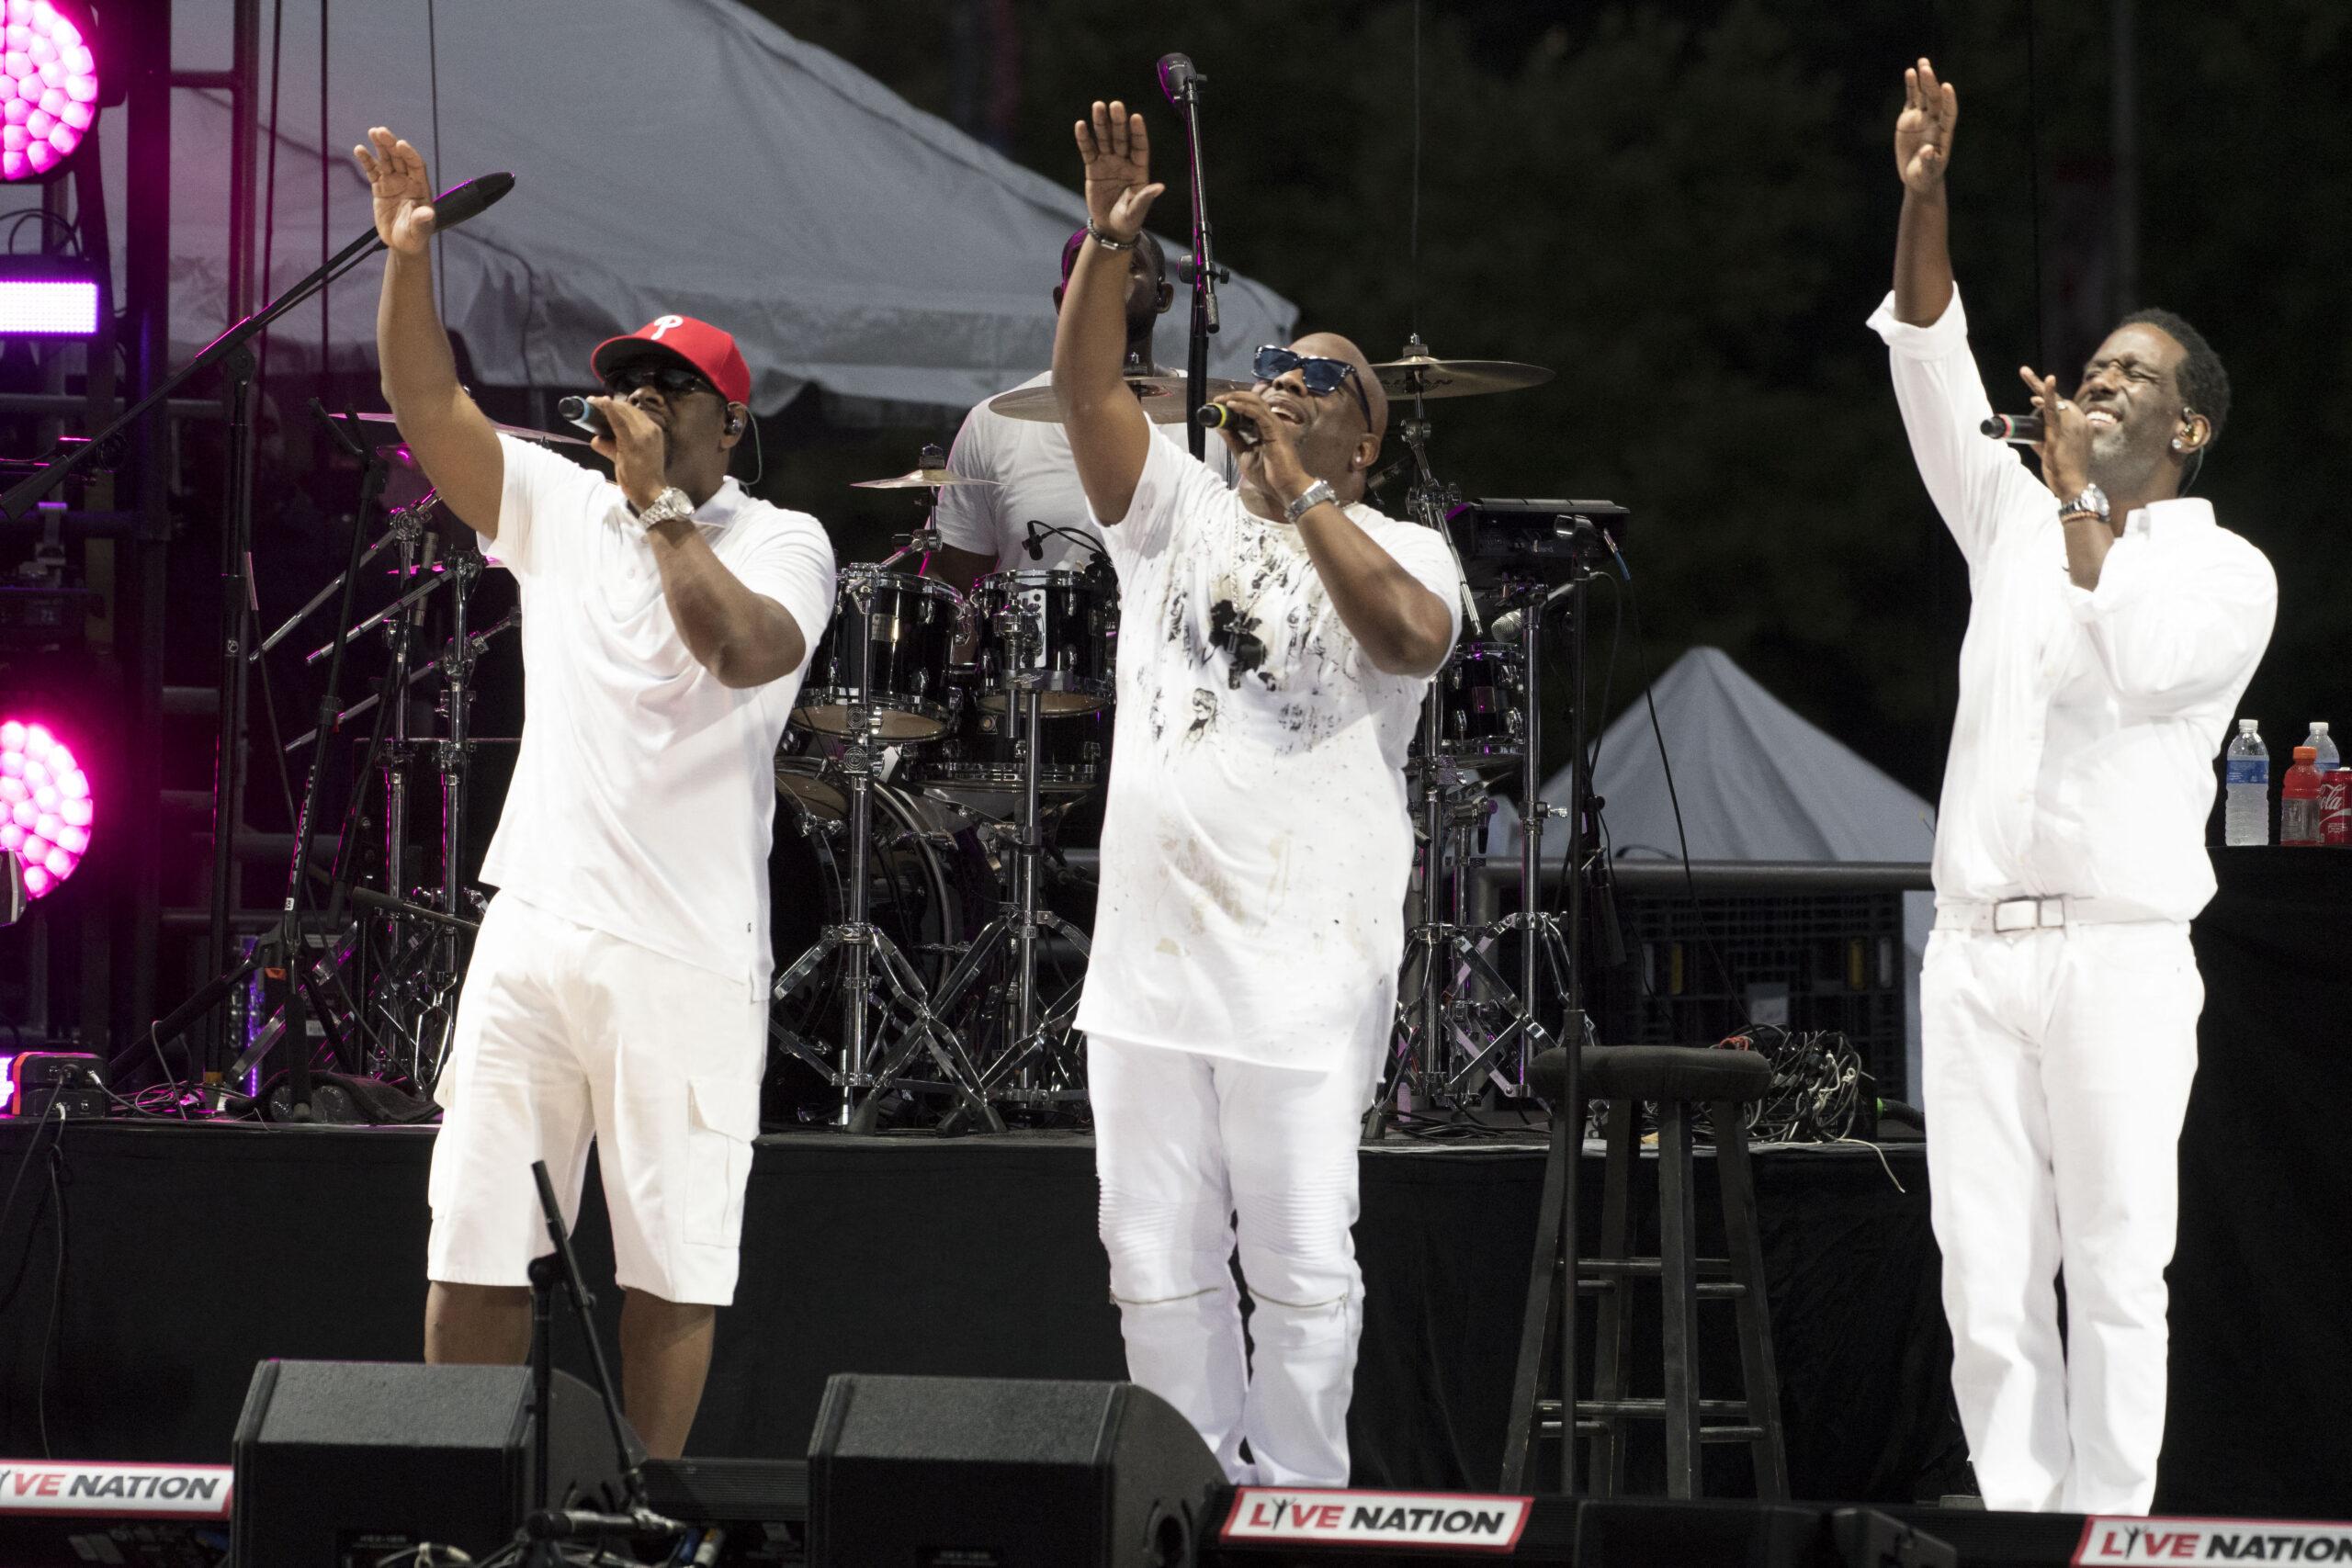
xmin=0 ymin=716 xmax=92 ymax=897
xmin=0 ymin=254 xmax=100 ymax=335
xmin=0 ymin=0 xmax=101 ymax=185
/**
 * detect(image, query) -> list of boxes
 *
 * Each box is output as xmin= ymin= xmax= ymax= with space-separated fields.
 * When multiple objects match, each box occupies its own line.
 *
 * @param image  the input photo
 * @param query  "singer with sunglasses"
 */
xmin=1872 ymin=65 xmax=2274 ymax=1513
xmin=1051 ymin=99 xmax=1462 ymax=1486
xmin=356 ymin=128 xmax=836 ymax=1458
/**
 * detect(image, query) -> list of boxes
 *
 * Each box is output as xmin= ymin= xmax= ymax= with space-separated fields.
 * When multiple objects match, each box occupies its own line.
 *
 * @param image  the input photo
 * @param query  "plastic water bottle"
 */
xmin=2301 ymin=722 xmax=2341 ymax=773
xmin=2281 ymin=747 xmax=2324 ymax=846
xmin=2224 ymin=720 xmax=2268 ymax=846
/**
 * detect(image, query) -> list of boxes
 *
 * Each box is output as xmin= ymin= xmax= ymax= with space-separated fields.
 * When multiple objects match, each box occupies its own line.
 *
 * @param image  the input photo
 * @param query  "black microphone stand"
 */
xmin=14 ymin=174 xmax=510 ymax=1081
xmin=4 ymin=222 xmax=385 ymax=1076
xmin=1159 ymin=56 xmax=1218 ymax=458
xmin=520 ymin=1159 xmax=661 ymax=1567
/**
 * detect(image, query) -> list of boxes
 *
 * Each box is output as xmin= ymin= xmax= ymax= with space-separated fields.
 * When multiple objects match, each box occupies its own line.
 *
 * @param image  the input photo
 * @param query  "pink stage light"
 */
xmin=0 ymin=715 xmax=88 ymax=897
xmin=0 ymin=0 xmax=97 ymax=184
xmin=0 ymin=276 xmax=98 ymax=333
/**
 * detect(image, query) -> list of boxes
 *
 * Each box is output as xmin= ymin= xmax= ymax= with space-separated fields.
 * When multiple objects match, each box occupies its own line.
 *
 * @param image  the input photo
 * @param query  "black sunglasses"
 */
xmin=1252 ymin=345 xmax=1375 ymax=432
xmin=605 ymin=363 xmax=719 ymax=400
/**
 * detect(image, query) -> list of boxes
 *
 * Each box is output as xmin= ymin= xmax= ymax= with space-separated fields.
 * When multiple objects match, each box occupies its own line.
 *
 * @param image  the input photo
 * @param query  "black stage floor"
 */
xmin=0 ymin=1122 xmax=1963 ymax=1503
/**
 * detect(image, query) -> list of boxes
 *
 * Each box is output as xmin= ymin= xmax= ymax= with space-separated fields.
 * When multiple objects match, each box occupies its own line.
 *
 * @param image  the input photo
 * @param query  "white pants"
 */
xmin=1921 ymin=920 xmax=2202 ymax=1514
xmin=1089 ymin=1034 xmax=1381 ymax=1487
xmin=428 ymin=895 xmax=768 ymax=1306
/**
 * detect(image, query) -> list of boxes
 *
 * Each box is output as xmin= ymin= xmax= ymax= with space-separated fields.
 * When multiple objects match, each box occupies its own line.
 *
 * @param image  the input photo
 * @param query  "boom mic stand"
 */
xmin=1158 ymin=52 xmax=1219 ymax=458
xmin=18 ymin=171 xmax=514 ymax=1077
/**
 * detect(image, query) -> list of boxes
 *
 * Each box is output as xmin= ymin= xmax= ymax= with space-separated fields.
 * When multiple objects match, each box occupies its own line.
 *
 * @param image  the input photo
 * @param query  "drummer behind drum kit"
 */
xmin=776 ymin=342 xmax=1623 ymax=1132
xmin=254 ymin=347 xmax=1613 ymax=1132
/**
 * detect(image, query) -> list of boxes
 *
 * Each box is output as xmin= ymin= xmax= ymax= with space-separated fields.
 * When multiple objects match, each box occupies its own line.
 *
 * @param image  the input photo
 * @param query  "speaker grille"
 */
xmin=254 ymin=1361 xmax=531 ymax=1450
xmin=829 ymin=1376 xmax=1117 ymax=1464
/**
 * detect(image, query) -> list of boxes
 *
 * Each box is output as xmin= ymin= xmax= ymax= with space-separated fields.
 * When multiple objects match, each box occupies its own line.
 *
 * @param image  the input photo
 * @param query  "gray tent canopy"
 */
xmin=12 ymin=0 xmax=1295 ymax=414
xmin=1492 ymin=646 xmax=1937 ymax=1095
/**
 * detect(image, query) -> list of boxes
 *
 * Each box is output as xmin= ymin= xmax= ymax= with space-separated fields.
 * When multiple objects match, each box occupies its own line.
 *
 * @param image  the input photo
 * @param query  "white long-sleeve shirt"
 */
xmin=1870 ymin=288 xmax=2277 ymax=922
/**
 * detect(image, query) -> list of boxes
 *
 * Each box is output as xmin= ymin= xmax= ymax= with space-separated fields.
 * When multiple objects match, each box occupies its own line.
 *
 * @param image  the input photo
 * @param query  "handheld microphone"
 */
xmin=1157 ymin=52 xmax=1199 ymax=104
xmin=557 ymin=395 xmax=612 ymax=440
xmin=1195 ymin=402 xmax=1258 ymax=442
xmin=424 ymin=171 xmax=515 ymax=235
xmin=1981 ymin=412 xmax=2043 ymax=444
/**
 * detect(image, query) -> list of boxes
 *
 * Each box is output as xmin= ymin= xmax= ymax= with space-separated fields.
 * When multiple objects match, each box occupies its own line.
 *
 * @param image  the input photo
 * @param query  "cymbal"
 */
xmin=988 ymin=370 xmax=1247 ymax=424
xmin=851 ymin=441 xmax=998 ymax=491
xmin=348 ymin=410 xmax=591 ymax=447
xmin=850 ymin=466 xmax=998 ymax=491
xmin=1370 ymin=340 xmax=1555 ymax=400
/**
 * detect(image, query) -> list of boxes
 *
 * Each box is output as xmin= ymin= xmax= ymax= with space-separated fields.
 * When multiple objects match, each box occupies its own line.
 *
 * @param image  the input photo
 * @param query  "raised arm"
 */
xmin=355 ymin=128 xmax=505 ymax=537
xmin=1051 ymin=100 xmax=1164 ymax=524
xmin=1893 ymin=60 xmax=1958 ymax=327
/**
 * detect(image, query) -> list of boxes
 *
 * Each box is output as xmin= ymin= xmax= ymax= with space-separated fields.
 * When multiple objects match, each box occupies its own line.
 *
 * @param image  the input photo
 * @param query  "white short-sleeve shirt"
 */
xmin=931 ymin=371 xmax=1237 ymax=572
xmin=480 ymin=434 xmax=837 ymax=996
xmin=1073 ymin=435 xmax=1464 ymax=1070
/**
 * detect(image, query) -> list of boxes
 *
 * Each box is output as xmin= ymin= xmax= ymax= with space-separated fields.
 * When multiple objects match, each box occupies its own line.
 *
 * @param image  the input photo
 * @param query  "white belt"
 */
xmin=1934 ymin=896 xmax=2158 ymax=934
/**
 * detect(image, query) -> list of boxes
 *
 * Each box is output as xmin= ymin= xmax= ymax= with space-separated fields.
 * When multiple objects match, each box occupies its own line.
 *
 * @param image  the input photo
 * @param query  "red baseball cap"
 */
xmin=590 ymin=314 xmax=752 ymax=408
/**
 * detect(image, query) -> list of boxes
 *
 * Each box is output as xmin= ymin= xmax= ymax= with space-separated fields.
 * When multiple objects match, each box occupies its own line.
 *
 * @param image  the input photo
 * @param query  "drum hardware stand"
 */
xmin=1370 ymin=364 xmax=1532 ymax=1134
xmin=925 ymin=605 xmax=1092 ymax=1113
xmin=770 ymin=699 xmax=1004 ymax=1134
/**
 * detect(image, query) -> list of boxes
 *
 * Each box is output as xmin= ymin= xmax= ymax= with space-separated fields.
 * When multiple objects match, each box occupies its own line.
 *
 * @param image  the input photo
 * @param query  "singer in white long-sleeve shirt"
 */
xmin=1876 ymin=61 xmax=2275 ymax=1515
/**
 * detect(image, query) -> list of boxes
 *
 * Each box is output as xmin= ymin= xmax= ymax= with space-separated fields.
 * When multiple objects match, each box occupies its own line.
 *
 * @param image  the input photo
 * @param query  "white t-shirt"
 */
xmin=1074 ymin=436 xmax=1464 ymax=1071
xmin=480 ymin=434 xmax=838 ymax=996
xmin=932 ymin=371 xmax=1237 ymax=573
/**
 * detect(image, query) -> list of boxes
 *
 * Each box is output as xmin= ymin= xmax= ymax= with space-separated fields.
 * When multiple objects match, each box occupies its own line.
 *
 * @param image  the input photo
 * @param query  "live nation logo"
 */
xmin=2075 ymin=1517 xmax=2352 ymax=1566
xmin=0 ymin=1461 xmax=234 ymax=1517
xmin=1221 ymin=1487 xmax=1532 ymax=1552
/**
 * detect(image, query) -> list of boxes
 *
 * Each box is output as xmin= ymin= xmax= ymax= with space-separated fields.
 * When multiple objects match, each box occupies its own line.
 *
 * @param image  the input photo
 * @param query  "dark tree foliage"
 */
xmin=758 ymin=0 xmax=2351 ymax=802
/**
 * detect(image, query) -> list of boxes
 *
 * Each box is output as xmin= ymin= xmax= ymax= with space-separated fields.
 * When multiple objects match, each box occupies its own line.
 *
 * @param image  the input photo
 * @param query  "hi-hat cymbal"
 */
xmin=851 ymin=466 xmax=999 ymax=491
xmin=852 ymin=442 xmax=1001 ymax=491
xmin=1370 ymin=339 xmax=1555 ymax=400
xmin=988 ymin=370 xmax=1247 ymax=424
xmin=348 ymin=410 xmax=591 ymax=447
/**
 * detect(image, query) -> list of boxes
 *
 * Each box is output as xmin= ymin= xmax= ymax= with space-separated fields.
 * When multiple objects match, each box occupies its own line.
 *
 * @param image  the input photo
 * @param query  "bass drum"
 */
xmin=763 ymin=781 xmax=989 ymax=1123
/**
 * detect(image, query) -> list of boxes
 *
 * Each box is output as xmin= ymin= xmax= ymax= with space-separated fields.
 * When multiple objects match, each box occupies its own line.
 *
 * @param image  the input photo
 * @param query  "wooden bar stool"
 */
xmin=1501 ymin=1044 xmax=1790 ymax=1501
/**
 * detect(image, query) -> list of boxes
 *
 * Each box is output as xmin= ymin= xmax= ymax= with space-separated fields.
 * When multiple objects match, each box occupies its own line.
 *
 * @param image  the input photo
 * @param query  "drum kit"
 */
xmin=780 ymin=344 xmax=1623 ymax=1133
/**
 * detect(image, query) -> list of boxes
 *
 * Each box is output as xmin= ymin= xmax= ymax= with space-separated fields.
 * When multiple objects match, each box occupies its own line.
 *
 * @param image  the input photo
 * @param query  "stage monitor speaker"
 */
xmin=808 ymin=1373 xmax=1222 ymax=1568
xmin=232 ymin=1359 xmax=628 ymax=1566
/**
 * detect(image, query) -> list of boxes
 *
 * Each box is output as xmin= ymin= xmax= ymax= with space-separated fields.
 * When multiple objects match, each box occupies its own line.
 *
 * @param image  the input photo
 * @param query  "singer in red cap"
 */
xmin=356 ymin=127 xmax=837 ymax=1456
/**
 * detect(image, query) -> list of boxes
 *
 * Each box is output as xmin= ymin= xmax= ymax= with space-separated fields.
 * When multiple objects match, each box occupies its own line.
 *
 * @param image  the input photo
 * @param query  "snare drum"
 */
xmin=1433 ymin=641 xmax=1525 ymax=773
xmin=794 ymin=568 xmax=961 ymax=740
xmin=908 ymin=666 xmax=1108 ymax=815
xmin=969 ymin=569 xmax=1115 ymax=715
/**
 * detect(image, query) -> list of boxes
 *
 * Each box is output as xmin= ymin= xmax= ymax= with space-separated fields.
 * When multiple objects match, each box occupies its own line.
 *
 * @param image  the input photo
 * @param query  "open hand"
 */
xmin=1073 ymin=99 xmax=1164 ymax=242
xmin=1895 ymin=59 xmax=1958 ymax=193
xmin=352 ymin=127 xmax=438 ymax=254
xmin=589 ymin=396 xmax=670 ymax=512
xmin=2017 ymin=365 xmax=2091 ymax=501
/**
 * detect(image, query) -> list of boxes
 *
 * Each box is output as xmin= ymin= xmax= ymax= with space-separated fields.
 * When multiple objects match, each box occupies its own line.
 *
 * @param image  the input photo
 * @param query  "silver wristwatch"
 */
xmin=2060 ymin=482 xmax=2109 ymax=525
xmin=1283 ymin=479 xmax=1338 ymax=525
xmin=635 ymin=486 xmax=695 ymax=531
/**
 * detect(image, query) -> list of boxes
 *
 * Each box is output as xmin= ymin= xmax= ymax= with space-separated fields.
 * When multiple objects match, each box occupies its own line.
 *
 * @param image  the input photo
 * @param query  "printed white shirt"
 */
xmin=932 ymin=370 xmax=1237 ymax=573
xmin=1075 ymin=435 xmax=1464 ymax=1070
xmin=1870 ymin=288 xmax=2276 ymax=922
xmin=480 ymin=435 xmax=837 ymax=995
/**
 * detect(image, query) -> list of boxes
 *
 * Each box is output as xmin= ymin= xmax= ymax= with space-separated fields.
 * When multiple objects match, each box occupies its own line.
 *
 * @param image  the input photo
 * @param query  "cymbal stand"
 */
xmin=926 ymin=610 xmax=1092 ymax=1114
xmin=1374 ymin=366 xmax=1554 ymax=1128
xmin=770 ymin=699 xmax=1003 ymax=1134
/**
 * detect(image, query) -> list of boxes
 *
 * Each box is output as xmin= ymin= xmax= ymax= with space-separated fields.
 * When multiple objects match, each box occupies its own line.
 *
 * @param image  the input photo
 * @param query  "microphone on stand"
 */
xmin=1157 ymin=52 xmax=1199 ymax=104
xmin=421 ymin=171 xmax=515 ymax=236
xmin=1023 ymin=520 xmax=1046 ymax=560
xmin=1981 ymin=412 xmax=2043 ymax=444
